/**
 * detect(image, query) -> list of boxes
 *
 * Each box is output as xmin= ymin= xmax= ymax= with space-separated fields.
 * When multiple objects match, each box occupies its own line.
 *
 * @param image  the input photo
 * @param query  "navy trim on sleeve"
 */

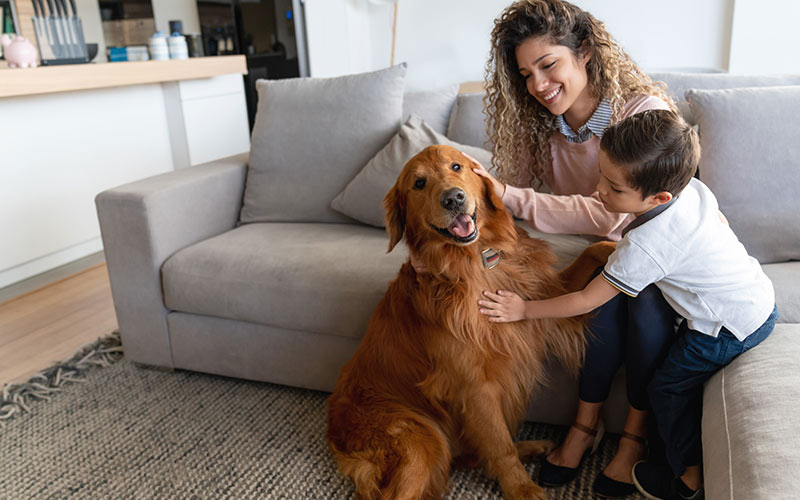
xmin=601 ymin=270 xmax=639 ymax=297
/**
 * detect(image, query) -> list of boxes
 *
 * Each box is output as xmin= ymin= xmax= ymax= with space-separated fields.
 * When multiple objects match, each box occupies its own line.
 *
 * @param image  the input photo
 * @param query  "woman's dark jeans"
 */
xmin=579 ymin=282 xmax=678 ymax=411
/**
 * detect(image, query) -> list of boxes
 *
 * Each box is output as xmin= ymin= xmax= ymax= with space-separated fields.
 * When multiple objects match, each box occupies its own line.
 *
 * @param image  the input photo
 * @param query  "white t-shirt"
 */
xmin=601 ymin=178 xmax=774 ymax=341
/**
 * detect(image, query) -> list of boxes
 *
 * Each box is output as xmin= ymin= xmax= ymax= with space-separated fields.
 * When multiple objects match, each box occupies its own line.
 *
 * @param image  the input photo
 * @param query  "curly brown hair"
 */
xmin=484 ymin=0 xmax=676 ymax=188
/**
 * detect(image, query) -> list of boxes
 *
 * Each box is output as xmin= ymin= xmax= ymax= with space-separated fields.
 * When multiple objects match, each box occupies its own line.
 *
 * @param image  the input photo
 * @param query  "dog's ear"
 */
xmin=480 ymin=174 xmax=502 ymax=211
xmin=383 ymin=185 xmax=406 ymax=252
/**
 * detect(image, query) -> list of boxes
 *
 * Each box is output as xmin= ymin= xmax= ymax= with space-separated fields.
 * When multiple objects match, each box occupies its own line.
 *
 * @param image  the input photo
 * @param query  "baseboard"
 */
xmin=0 ymin=251 xmax=107 ymax=304
xmin=0 ymin=237 xmax=104 ymax=290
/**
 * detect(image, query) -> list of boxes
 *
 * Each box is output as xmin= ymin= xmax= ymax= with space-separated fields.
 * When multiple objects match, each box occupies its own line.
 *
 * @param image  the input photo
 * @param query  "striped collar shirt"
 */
xmin=556 ymin=98 xmax=613 ymax=143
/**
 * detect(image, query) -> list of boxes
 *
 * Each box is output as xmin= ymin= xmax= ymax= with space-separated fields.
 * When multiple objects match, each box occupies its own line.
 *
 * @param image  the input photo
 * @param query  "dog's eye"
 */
xmin=451 ymin=163 xmax=462 ymax=172
xmin=413 ymin=178 xmax=426 ymax=190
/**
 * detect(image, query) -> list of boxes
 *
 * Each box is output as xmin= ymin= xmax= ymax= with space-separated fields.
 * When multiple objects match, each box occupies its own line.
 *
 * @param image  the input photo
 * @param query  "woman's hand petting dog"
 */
xmin=466 ymin=152 xmax=506 ymax=199
xmin=479 ymin=289 xmax=527 ymax=322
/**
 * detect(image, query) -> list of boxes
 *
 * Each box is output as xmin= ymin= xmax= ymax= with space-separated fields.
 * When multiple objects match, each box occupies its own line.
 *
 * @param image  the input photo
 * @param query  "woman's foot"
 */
xmin=545 ymin=422 xmax=600 ymax=469
xmin=603 ymin=432 xmax=648 ymax=483
xmin=538 ymin=421 xmax=603 ymax=487
xmin=592 ymin=432 xmax=648 ymax=498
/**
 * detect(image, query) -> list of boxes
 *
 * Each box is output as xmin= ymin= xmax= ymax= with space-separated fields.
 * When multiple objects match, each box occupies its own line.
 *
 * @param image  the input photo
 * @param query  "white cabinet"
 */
xmin=0 ymin=66 xmax=250 ymax=289
xmin=164 ymin=74 xmax=251 ymax=169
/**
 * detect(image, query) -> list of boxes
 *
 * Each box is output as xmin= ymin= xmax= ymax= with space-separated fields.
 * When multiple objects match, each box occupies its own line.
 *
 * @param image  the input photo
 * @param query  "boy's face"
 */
xmin=596 ymin=150 xmax=672 ymax=216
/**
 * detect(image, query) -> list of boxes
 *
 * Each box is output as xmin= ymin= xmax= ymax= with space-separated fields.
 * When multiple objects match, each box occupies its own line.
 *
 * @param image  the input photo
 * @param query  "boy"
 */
xmin=478 ymin=109 xmax=778 ymax=500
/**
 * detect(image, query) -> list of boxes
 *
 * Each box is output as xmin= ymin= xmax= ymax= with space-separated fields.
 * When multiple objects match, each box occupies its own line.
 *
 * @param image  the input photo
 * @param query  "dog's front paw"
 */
xmin=515 ymin=439 xmax=554 ymax=462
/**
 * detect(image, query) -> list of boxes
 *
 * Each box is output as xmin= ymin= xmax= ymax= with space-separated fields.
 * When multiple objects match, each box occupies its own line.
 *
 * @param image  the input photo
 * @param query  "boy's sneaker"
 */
xmin=631 ymin=461 xmax=704 ymax=500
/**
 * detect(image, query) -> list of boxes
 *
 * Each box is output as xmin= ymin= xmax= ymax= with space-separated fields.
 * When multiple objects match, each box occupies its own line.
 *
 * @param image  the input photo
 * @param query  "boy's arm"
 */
xmin=479 ymin=275 xmax=620 ymax=322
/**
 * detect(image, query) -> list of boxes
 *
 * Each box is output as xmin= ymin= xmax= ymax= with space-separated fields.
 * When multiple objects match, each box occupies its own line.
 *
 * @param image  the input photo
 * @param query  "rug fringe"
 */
xmin=0 ymin=331 xmax=123 ymax=428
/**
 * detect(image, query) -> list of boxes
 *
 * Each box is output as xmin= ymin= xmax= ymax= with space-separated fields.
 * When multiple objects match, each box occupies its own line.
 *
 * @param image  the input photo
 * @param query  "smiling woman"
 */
xmin=474 ymin=0 xmax=685 ymax=496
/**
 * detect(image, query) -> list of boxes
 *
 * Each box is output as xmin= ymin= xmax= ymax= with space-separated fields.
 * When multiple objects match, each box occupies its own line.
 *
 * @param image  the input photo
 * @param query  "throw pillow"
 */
xmin=402 ymin=84 xmax=459 ymax=134
xmin=686 ymin=85 xmax=800 ymax=263
xmin=240 ymin=64 xmax=406 ymax=224
xmin=649 ymin=72 xmax=800 ymax=125
xmin=331 ymin=115 xmax=494 ymax=227
xmin=446 ymin=91 xmax=493 ymax=150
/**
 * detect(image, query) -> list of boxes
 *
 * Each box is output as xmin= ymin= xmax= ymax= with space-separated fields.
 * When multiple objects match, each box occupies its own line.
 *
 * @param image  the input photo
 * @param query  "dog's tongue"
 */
xmin=448 ymin=214 xmax=474 ymax=238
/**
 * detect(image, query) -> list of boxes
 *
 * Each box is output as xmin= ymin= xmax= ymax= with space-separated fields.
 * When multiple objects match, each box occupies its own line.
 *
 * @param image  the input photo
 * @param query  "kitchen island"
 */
xmin=0 ymin=56 xmax=250 ymax=289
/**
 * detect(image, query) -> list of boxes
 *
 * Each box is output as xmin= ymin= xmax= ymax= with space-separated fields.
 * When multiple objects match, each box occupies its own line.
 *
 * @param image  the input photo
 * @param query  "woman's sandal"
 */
xmin=592 ymin=431 xmax=648 ymax=498
xmin=538 ymin=420 xmax=605 ymax=487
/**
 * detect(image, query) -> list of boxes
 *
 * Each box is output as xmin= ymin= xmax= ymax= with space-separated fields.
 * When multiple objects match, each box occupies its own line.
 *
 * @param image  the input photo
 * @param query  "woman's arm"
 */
xmin=479 ymin=275 xmax=620 ymax=322
xmin=502 ymin=186 xmax=631 ymax=240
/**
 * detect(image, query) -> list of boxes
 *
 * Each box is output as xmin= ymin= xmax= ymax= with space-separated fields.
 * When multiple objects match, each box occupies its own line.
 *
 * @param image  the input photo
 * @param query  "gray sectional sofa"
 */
xmin=96 ymin=68 xmax=800 ymax=499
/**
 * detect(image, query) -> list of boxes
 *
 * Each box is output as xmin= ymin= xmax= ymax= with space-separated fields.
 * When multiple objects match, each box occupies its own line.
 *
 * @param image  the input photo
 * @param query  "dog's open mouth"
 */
xmin=431 ymin=212 xmax=478 ymax=244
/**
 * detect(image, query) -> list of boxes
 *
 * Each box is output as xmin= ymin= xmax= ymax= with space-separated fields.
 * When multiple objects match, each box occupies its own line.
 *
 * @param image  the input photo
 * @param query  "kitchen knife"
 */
xmin=45 ymin=0 xmax=64 ymax=58
xmin=32 ymin=0 xmax=55 ymax=59
xmin=67 ymin=0 xmax=87 ymax=59
xmin=54 ymin=0 xmax=75 ymax=58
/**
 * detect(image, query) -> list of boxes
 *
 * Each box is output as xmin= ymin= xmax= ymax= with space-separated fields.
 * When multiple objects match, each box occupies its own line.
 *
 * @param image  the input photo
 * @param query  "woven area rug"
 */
xmin=1 ymin=333 xmax=644 ymax=499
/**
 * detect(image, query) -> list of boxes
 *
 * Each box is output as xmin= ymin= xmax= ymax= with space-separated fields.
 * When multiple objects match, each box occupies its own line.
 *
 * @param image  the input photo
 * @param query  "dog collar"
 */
xmin=481 ymin=248 xmax=501 ymax=270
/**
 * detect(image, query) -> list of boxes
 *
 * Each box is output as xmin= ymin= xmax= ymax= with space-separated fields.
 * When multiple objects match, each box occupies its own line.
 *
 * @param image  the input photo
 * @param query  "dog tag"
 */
xmin=481 ymin=248 xmax=501 ymax=270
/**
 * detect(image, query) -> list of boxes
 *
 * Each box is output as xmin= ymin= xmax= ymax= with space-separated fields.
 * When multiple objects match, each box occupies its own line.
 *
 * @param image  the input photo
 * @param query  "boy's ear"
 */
xmin=652 ymin=191 xmax=673 ymax=205
xmin=383 ymin=186 xmax=406 ymax=252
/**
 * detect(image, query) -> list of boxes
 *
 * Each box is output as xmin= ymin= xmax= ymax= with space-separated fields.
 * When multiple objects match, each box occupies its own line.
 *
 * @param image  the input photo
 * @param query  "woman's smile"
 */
xmin=542 ymin=86 xmax=562 ymax=104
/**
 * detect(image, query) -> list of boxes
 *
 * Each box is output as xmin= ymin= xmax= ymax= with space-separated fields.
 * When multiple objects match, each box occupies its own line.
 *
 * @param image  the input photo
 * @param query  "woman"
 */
xmin=476 ymin=1 xmax=679 ymax=497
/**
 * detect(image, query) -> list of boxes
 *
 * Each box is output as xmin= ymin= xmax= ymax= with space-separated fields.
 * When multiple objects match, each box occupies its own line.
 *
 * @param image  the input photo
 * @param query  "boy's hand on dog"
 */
xmin=479 ymin=290 xmax=526 ymax=322
xmin=466 ymin=153 xmax=506 ymax=199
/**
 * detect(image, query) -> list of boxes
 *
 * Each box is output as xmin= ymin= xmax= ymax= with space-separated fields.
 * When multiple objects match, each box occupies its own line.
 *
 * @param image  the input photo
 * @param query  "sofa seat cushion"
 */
xmin=702 ymin=324 xmax=800 ymax=500
xmin=162 ymin=223 xmax=408 ymax=340
xmin=162 ymin=221 xmax=595 ymax=342
xmin=762 ymin=261 xmax=800 ymax=323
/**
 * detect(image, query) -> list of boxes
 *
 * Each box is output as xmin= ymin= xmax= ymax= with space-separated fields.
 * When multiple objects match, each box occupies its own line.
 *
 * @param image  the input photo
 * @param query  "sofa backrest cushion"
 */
xmin=446 ymin=92 xmax=492 ymax=150
xmin=443 ymin=74 xmax=800 ymax=150
xmin=649 ymin=72 xmax=800 ymax=125
xmin=240 ymin=64 xmax=407 ymax=224
xmin=331 ymin=115 xmax=493 ymax=227
xmin=686 ymin=85 xmax=800 ymax=264
xmin=402 ymin=84 xmax=459 ymax=135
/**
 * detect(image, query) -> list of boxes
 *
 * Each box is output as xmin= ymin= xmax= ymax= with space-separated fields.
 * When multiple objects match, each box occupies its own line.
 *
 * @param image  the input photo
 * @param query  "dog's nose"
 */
xmin=441 ymin=188 xmax=466 ymax=211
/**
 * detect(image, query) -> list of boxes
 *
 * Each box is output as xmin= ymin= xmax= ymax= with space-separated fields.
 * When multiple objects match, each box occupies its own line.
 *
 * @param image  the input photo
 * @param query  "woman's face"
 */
xmin=515 ymin=36 xmax=592 ymax=117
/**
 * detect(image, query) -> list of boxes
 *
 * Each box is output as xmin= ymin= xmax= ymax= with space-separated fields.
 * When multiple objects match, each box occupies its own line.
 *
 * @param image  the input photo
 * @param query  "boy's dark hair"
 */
xmin=600 ymin=109 xmax=700 ymax=198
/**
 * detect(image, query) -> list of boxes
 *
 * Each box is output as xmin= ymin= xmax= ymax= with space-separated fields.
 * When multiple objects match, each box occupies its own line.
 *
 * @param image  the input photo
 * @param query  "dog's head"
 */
xmin=383 ymin=145 xmax=509 ymax=254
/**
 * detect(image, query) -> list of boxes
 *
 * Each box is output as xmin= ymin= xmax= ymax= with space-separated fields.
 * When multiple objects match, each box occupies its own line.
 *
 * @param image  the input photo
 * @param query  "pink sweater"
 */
xmin=502 ymin=95 xmax=670 ymax=241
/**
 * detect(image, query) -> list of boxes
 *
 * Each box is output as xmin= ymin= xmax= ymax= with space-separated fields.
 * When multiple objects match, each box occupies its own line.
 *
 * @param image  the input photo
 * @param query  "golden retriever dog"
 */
xmin=327 ymin=145 xmax=608 ymax=500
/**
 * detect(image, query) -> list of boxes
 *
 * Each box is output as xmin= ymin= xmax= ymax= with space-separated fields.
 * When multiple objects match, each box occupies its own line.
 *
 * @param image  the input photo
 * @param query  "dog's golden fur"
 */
xmin=327 ymin=145 xmax=605 ymax=499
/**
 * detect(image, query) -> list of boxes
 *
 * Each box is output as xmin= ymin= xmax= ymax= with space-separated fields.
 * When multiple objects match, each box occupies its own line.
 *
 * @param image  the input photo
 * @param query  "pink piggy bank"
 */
xmin=1 ymin=34 xmax=38 ymax=68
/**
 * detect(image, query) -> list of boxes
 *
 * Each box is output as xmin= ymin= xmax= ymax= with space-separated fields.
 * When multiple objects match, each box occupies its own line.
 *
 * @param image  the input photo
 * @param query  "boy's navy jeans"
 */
xmin=648 ymin=305 xmax=780 ymax=478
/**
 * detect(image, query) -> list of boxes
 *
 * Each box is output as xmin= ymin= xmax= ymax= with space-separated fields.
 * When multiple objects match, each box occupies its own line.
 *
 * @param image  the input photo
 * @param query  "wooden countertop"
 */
xmin=0 ymin=55 xmax=248 ymax=98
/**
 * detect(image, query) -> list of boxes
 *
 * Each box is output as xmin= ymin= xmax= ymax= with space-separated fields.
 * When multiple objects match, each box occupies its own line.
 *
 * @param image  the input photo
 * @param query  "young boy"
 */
xmin=478 ymin=109 xmax=778 ymax=500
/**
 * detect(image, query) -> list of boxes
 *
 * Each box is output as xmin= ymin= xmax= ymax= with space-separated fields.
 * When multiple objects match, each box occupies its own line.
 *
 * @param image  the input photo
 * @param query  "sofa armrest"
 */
xmin=95 ymin=153 xmax=248 ymax=367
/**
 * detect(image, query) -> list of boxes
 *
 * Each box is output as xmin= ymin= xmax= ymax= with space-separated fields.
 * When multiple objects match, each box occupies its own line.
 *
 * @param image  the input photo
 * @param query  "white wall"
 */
xmin=729 ymin=0 xmax=800 ymax=74
xmin=304 ymin=0 xmax=373 ymax=77
xmin=306 ymin=0 xmax=741 ymax=90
